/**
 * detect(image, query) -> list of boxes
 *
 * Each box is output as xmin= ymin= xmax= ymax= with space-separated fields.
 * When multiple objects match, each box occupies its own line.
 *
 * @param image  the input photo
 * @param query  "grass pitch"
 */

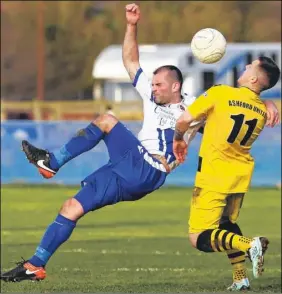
xmin=1 ymin=185 xmax=281 ymax=293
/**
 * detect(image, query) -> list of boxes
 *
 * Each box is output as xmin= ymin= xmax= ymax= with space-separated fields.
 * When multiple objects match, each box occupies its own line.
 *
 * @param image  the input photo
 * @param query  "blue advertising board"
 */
xmin=1 ymin=121 xmax=281 ymax=187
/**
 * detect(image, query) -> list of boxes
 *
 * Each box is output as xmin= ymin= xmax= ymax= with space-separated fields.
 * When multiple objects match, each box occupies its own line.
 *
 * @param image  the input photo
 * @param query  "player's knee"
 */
xmin=188 ymin=233 xmax=199 ymax=248
xmin=59 ymin=198 xmax=84 ymax=221
xmin=92 ymin=113 xmax=118 ymax=133
xmin=219 ymin=220 xmax=242 ymax=235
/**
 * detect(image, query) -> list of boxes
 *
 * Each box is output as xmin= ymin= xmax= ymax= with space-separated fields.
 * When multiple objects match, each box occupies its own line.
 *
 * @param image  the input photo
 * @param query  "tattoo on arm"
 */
xmin=174 ymin=128 xmax=185 ymax=141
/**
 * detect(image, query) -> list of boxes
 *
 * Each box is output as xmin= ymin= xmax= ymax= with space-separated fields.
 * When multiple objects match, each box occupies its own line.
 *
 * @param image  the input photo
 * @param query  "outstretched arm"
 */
xmin=122 ymin=3 xmax=141 ymax=81
xmin=263 ymin=100 xmax=280 ymax=127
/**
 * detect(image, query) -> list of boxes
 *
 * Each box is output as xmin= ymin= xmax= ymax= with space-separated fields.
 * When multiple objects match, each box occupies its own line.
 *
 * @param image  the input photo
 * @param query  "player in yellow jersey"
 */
xmin=173 ymin=56 xmax=280 ymax=291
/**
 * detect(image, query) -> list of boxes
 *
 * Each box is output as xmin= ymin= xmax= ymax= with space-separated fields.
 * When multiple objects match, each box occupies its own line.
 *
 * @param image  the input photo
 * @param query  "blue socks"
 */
xmin=49 ymin=123 xmax=104 ymax=170
xmin=28 ymin=214 xmax=76 ymax=267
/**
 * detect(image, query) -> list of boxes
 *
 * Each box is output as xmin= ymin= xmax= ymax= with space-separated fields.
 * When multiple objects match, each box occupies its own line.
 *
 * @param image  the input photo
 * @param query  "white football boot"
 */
xmin=247 ymin=237 xmax=269 ymax=278
xmin=227 ymin=278 xmax=250 ymax=291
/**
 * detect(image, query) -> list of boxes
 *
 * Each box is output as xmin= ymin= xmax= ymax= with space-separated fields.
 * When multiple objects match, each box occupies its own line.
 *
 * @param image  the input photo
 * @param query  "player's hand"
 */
xmin=173 ymin=139 xmax=188 ymax=164
xmin=125 ymin=3 xmax=140 ymax=25
xmin=264 ymin=100 xmax=280 ymax=127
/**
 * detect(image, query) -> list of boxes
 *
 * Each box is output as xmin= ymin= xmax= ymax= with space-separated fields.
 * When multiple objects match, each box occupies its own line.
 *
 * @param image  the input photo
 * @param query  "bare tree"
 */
xmin=1 ymin=1 xmax=280 ymax=101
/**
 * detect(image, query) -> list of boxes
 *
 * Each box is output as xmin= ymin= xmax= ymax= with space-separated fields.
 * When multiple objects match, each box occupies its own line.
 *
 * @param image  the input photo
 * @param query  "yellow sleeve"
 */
xmin=187 ymin=86 xmax=218 ymax=120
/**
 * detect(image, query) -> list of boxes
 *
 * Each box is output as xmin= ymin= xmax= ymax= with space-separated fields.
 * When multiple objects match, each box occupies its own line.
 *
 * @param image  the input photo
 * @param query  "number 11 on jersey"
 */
xmin=227 ymin=114 xmax=258 ymax=146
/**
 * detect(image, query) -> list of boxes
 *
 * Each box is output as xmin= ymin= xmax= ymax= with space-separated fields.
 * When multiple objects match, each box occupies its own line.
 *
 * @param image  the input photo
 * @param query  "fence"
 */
xmin=1 ymin=100 xmax=281 ymax=121
xmin=1 ymin=121 xmax=281 ymax=187
xmin=1 ymin=100 xmax=144 ymax=121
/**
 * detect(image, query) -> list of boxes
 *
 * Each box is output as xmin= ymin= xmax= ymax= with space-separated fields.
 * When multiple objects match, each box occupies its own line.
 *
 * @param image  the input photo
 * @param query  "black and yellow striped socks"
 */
xmin=227 ymin=249 xmax=247 ymax=281
xmin=227 ymin=249 xmax=246 ymax=265
xmin=219 ymin=221 xmax=247 ymax=282
xmin=196 ymin=229 xmax=252 ymax=253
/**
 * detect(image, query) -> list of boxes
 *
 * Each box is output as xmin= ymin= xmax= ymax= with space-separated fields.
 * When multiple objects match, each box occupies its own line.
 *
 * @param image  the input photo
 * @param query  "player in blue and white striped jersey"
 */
xmin=131 ymin=65 xmax=202 ymax=171
xmin=1 ymin=3 xmax=203 ymax=282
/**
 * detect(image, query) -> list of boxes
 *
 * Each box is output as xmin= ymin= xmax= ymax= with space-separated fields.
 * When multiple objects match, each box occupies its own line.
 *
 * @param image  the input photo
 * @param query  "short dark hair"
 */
xmin=258 ymin=56 xmax=280 ymax=91
xmin=153 ymin=65 xmax=183 ymax=90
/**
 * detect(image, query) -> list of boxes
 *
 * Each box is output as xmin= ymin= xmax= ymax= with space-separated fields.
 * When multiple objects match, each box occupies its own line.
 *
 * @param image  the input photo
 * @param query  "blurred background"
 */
xmin=1 ymin=1 xmax=281 ymax=187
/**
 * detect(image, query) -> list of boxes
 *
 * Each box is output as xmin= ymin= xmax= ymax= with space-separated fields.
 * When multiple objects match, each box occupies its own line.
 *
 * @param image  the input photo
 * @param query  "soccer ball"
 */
xmin=191 ymin=28 xmax=227 ymax=64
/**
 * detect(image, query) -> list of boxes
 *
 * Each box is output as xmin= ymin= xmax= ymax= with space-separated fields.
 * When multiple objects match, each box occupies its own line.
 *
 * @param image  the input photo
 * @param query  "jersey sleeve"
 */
xmin=132 ymin=68 xmax=153 ymax=101
xmin=187 ymin=86 xmax=218 ymax=120
xmin=182 ymin=94 xmax=206 ymax=127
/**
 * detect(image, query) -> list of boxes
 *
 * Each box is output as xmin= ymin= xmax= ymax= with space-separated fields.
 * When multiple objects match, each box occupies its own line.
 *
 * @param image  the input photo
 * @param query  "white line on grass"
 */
xmin=113 ymin=267 xmax=196 ymax=272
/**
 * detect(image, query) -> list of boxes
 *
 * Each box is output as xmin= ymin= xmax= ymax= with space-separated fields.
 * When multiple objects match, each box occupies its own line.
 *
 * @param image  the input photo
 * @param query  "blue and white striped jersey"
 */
xmin=133 ymin=68 xmax=204 ymax=168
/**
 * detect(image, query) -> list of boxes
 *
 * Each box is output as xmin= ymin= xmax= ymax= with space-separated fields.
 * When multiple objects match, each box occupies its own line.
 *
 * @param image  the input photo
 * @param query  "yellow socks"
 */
xmin=196 ymin=229 xmax=253 ymax=253
xmin=226 ymin=249 xmax=247 ymax=282
xmin=230 ymin=234 xmax=253 ymax=252
xmin=232 ymin=262 xmax=247 ymax=282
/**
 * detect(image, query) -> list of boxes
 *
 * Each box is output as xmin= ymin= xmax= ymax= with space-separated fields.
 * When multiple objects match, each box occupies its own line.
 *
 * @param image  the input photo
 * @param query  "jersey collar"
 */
xmin=240 ymin=86 xmax=260 ymax=96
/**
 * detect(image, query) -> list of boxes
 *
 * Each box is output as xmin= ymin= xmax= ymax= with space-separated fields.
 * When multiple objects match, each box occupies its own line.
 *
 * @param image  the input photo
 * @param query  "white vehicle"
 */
xmin=92 ymin=43 xmax=281 ymax=101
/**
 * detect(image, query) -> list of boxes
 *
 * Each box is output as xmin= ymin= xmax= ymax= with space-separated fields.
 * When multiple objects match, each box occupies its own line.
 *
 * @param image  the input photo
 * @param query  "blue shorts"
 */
xmin=74 ymin=122 xmax=167 ymax=213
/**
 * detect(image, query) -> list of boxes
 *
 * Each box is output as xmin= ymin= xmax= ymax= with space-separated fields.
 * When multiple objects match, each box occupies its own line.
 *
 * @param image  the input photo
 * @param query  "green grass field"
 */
xmin=1 ymin=185 xmax=281 ymax=293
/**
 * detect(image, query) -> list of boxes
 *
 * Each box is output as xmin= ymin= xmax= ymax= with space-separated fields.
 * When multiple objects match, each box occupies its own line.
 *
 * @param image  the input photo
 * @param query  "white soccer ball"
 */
xmin=191 ymin=28 xmax=227 ymax=64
